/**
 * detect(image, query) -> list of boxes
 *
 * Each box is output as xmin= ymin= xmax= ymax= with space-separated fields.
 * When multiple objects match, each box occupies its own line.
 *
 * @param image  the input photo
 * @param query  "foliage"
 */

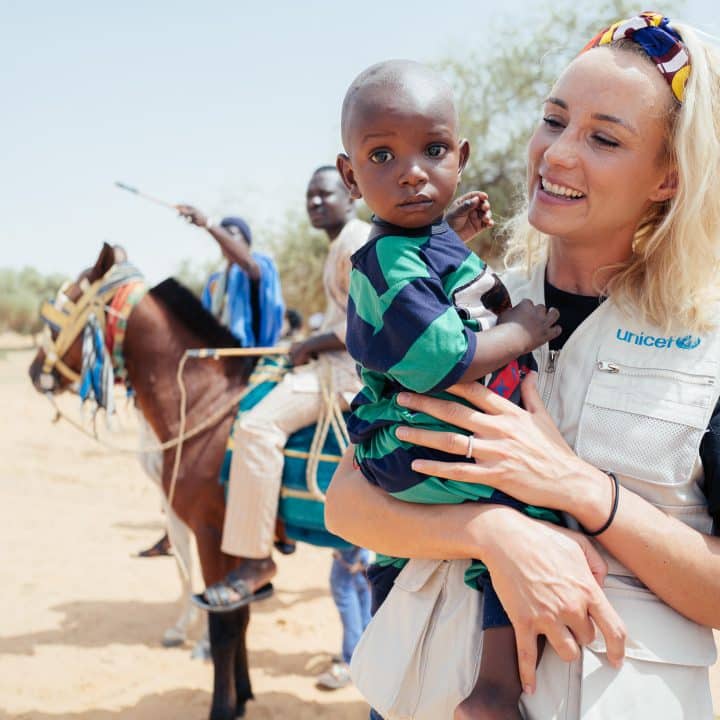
xmin=173 ymin=256 xmax=222 ymax=298
xmin=265 ymin=210 xmax=329 ymax=318
xmin=0 ymin=267 xmax=69 ymax=335
xmin=439 ymin=0 xmax=681 ymax=263
xmin=5 ymin=1 xmax=685 ymax=333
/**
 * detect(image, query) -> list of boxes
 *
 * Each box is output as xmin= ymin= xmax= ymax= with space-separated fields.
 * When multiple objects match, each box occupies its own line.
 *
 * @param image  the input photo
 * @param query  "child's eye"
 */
xmin=426 ymin=143 xmax=448 ymax=158
xmin=370 ymin=150 xmax=393 ymax=164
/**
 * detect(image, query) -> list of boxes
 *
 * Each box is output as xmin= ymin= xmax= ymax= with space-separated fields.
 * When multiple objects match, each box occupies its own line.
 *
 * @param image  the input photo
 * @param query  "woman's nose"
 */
xmin=544 ymin=134 xmax=579 ymax=169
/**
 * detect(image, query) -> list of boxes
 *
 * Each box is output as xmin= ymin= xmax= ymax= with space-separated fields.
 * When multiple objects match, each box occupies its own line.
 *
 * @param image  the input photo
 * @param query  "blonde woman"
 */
xmin=326 ymin=12 xmax=720 ymax=719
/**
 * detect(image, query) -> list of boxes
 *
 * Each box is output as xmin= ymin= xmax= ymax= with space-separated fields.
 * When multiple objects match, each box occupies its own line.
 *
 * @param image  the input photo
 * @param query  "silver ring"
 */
xmin=465 ymin=435 xmax=475 ymax=459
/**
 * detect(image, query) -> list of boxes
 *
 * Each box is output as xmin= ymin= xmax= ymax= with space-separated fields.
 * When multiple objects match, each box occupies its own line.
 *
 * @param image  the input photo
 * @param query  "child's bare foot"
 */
xmin=454 ymin=678 xmax=522 ymax=720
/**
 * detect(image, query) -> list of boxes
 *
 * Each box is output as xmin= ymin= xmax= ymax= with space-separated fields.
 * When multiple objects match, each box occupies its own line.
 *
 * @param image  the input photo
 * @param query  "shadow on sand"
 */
xmin=0 ymin=689 xmax=369 ymax=720
xmin=0 ymin=599 xmax=192 ymax=655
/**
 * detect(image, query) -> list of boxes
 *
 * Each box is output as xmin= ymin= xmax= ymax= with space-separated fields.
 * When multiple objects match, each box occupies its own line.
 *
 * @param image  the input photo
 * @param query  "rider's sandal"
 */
xmin=192 ymin=578 xmax=274 ymax=613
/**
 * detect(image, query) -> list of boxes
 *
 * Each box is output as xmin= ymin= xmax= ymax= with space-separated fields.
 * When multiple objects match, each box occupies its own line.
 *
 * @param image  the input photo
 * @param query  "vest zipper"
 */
xmin=538 ymin=349 xmax=559 ymax=405
xmin=547 ymin=350 xmax=559 ymax=373
xmin=596 ymin=360 xmax=715 ymax=385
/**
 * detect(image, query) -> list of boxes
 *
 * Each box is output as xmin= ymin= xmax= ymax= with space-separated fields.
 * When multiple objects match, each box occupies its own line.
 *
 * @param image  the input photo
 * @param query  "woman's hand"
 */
xmin=325 ymin=448 xmax=627 ymax=690
xmin=481 ymin=508 xmax=626 ymax=693
xmin=445 ymin=191 xmax=494 ymax=243
xmin=395 ymin=373 xmax=611 ymax=520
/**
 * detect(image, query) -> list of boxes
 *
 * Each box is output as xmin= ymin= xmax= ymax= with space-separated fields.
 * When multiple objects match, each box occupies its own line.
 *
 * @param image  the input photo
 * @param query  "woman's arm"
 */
xmin=393 ymin=376 xmax=720 ymax=629
xmin=325 ymin=449 xmax=627 ymax=692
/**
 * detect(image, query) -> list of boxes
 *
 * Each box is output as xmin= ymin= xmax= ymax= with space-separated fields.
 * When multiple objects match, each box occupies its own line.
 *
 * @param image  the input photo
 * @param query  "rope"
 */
xmin=166 ymin=347 xmax=291 ymax=508
xmin=47 ymin=343 xmax=348 ymax=512
xmin=45 ymin=344 xmax=289 ymax=456
xmin=303 ymin=358 xmax=349 ymax=501
xmin=45 ymin=384 xmax=249 ymax=455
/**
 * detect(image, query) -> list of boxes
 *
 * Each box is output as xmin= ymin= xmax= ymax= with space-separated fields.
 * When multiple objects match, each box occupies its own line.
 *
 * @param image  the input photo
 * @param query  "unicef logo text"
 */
xmin=675 ymin=335 xmax=702 ymax=350
xmin=616 ymin=328 xmax=702 ymax=350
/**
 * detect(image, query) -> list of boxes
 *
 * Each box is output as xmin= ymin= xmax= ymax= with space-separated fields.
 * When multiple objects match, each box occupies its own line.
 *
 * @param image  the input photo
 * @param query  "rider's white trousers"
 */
xmin=221 ymin=363 xmax=351 ymax=558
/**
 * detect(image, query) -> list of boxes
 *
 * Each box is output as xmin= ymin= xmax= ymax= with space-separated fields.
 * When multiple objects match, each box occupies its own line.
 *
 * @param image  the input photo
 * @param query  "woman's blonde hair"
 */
xmin=505 ymin=23 xmax=720 ymax=332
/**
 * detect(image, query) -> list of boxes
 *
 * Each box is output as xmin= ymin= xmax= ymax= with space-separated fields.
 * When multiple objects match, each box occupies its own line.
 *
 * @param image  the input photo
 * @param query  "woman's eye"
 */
xmin=370 ymin=150 xmax=393 ymax=164
xmin=593 ymin=134 xmax=620 ymax=148
xmin=426 ymin=143 xmax=448 ymax=158
xmin=542 ymin=116 xmax=564 ymax=130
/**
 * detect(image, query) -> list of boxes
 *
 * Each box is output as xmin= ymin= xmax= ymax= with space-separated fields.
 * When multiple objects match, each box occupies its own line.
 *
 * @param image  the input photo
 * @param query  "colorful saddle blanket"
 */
xmin=220 ymin=356 xmax=351 ymax=549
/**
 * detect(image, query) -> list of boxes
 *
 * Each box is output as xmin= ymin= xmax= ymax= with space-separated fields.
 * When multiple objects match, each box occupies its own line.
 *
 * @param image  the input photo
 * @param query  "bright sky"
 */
xmin=1 ymin=1 xmax=717 ymax=284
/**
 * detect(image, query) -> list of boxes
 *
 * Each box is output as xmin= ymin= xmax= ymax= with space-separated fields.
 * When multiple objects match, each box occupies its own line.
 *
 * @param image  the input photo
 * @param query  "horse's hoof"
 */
xmin=208 ymin=708 xmax=236 ymax=720
xmin=162 ymin=627 xmax=187 ymax=647
xmin=191 ymin=637 xmax=211 ymax=661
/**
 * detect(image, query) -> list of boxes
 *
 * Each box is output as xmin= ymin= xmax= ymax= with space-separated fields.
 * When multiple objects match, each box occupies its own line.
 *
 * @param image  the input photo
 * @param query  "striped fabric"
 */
xmin=583 ymin=11 xmax=690 ymax=103
xmin=346 ymin=218 xmax=559 ymax=588
xmin=79 ymin=312 xmax=115 ymax=416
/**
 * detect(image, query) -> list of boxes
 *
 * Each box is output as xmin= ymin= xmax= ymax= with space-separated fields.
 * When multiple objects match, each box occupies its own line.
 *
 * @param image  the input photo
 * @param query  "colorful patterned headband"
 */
xmin=583 ymin=11 xmax=690 ymax=103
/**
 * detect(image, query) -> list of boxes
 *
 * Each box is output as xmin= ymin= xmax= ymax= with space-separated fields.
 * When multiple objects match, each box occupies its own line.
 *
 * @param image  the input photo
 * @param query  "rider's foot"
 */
xmin=137 ymin=532 xmax=172 ymax=557
xmin=194 ymin=557 xmax=278 ymax=612
xmin=226 ymin=557 xmax=277 ymax=595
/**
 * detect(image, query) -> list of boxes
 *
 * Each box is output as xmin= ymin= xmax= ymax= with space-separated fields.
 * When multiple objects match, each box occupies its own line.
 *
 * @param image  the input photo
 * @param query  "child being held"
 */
xmin=337 ymin=59 xmax=562 ymax=720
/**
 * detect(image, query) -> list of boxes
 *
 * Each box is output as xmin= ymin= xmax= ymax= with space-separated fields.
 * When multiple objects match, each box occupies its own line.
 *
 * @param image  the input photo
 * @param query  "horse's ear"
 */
xmin=86 ymin=243 xmax=117 ymax=282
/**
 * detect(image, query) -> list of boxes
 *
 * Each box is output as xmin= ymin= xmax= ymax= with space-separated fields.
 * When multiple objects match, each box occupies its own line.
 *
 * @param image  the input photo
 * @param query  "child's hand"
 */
xmin=499 ymin=300 xmax=561 ymax=353
xmin=446 ymin=191 xmax=494 ymax=243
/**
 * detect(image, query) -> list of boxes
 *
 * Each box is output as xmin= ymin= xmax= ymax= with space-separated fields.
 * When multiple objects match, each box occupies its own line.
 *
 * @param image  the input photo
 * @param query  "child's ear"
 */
xmin=336 ymin=154 xmax=363 ymax=200
xmin=649 ymin=165 xmax=678 ymax=203
xmin=457 ymin=139 xmax=470 ymax=178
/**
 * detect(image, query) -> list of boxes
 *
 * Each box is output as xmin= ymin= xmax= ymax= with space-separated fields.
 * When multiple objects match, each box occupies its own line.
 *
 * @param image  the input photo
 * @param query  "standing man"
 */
xmin=176 ymin=207 xmax=285 ymax=347
xmin=194 ymin=165 xmax=370 ymax=610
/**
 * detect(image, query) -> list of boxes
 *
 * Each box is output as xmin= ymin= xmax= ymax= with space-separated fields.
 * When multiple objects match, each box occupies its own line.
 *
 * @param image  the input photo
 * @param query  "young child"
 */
xmin=336 ymin=59 xmax=562 ymax=720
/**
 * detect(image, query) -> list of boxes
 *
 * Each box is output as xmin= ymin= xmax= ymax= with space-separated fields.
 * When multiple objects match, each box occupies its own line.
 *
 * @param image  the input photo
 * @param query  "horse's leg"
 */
xmin=162 ymin=500 xmax=199 ymax=647
xmin=137 ymin=416 xmax=200 ymax=646
xmin=208 ymin=611 xmax=238 ymax=720
xmin=233 ymin=606 xmax=252 ymax=717
xmin=193 ymin=521 xmax=253 ymax=719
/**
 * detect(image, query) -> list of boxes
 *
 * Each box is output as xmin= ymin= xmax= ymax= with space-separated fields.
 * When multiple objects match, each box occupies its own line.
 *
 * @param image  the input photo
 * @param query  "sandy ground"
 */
xmin=0 ymin=344 xmax=368 ymax=720
xmin=1 ymin=338 xmax=719 ymax=719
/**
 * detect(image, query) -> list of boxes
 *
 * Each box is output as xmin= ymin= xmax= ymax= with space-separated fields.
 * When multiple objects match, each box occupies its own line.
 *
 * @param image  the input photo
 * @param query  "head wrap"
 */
xmin=220 ymin=216 xmax=252 ymax=246
xmin=582 ymin=11 xmax=690 ymax=103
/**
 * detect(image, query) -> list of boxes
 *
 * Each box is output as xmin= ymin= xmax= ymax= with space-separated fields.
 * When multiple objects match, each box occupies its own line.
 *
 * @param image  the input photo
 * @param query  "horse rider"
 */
xmin=137 ymin=211 xmax=285 ymax=560
xmin=175 ymin=208 xmax=285 ymax=348
xmin=194 ymin=165 xmax=370 ymax=610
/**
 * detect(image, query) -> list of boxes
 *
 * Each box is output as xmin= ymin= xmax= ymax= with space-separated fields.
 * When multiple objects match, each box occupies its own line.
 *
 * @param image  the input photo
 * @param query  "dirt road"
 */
xmin=1 ymin=341 xmax=718 ymax=719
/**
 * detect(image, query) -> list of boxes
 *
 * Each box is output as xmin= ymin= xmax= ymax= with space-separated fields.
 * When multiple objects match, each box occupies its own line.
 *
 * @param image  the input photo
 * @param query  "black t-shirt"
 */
xmin=544 ymin=278 xmax=720 ymax=532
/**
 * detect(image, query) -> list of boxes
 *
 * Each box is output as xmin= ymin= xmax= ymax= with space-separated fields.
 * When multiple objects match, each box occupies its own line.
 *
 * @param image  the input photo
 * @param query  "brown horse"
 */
xmin=29 ymin=243 xmax=272 ymax=720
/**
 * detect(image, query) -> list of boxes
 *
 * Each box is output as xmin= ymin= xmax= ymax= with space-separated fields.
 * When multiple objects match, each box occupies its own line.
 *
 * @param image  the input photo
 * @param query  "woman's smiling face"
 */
xmin=527 ymin=46 xmax=677 ymax=251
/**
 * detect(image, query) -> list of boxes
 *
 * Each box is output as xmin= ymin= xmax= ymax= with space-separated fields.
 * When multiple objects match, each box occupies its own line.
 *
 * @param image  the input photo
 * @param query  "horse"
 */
xmin=28 ymin=243 xmax=339 ymax=720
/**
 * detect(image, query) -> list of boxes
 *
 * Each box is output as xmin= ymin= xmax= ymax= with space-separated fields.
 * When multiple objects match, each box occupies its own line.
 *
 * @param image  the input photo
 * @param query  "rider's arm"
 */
xmin=206 ymin=225 xmax=260 ymax=282
xmin=177 ymin=205 xmax=261 ymax=281
xmin=288 ymin=332 xmax=345 ymax=366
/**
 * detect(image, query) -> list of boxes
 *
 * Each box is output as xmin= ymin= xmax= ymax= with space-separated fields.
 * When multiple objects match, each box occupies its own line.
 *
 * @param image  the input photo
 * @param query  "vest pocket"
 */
xmin=575 ymin=361 xmax=715 ymax=487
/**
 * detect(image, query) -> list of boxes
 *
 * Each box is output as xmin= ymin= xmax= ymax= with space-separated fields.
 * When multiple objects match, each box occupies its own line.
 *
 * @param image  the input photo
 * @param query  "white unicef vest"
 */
xmin=504 ymin=264 xmax=719 ymax=719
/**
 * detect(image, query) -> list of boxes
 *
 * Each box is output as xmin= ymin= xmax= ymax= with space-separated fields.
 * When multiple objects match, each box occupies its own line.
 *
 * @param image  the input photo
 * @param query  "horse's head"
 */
xmin=28 ymin=243 xmax=144 ymax=395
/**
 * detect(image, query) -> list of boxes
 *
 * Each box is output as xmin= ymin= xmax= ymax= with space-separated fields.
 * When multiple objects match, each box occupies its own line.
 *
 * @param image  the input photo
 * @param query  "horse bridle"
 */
xmin=39 ymin=264 xmax=146 ymax=391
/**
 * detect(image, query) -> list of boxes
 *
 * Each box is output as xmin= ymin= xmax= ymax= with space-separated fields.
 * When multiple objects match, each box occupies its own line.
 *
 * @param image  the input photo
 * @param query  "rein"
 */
xmin=40 ymin=266 xmax=346 ymax=510
xmin=39 ymin=263 xmax=146 ymax=389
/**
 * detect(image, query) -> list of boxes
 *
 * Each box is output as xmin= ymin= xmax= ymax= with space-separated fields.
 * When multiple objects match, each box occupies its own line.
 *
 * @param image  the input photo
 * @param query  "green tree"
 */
xmin=0 ymin=267 xmax=69 ymax=334
xmin=440 ymin=0 xmax=681 ymax=263
xmin=266 ymin=210 xmax=329 ymax=320
xmin=173 ymin=256 xmax=221 ymax=298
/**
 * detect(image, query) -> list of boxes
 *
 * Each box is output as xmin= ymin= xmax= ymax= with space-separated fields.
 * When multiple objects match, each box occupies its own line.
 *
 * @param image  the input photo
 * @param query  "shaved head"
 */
xmin=340 ymin=59 xmax=458 ymax=153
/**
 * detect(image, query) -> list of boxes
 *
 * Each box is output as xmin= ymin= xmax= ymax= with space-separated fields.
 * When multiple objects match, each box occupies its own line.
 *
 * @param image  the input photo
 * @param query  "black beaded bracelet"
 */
xmin=582 ymin=470 xmax=619 ymax=537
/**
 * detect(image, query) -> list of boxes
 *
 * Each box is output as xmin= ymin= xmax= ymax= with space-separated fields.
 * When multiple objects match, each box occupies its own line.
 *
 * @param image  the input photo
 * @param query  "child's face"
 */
xmin=338 ymin=90 xmax=469 ymax=228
